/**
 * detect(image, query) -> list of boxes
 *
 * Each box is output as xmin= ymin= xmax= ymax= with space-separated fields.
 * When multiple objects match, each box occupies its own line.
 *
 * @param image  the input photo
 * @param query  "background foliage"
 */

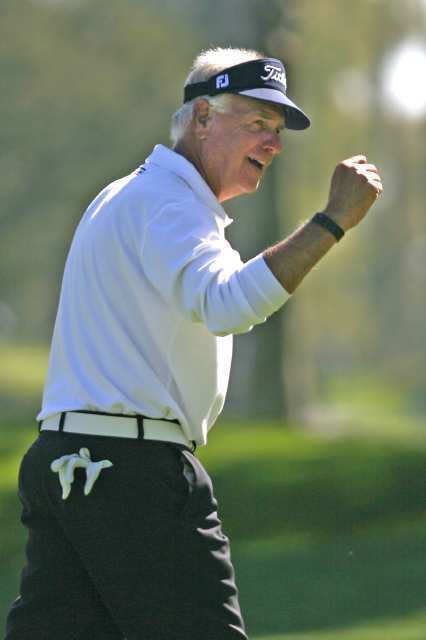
xmin=1 ymin=0 xmax=425 ymax=420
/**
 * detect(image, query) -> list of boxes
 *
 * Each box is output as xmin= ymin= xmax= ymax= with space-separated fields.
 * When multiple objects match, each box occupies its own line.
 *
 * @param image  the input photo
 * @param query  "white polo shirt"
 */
xmin=37 ymin=144 xmax=290 ymax=445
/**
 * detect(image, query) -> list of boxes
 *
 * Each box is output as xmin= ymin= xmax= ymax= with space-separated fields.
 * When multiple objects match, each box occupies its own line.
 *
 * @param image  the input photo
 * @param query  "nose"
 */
xmin=263 ymin=130 xmax=283 ymax=155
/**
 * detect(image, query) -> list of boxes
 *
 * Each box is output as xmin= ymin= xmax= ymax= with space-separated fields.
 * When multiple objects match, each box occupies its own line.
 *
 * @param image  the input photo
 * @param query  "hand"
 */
xmin=323 ymin=155 xmax=383 ymax=232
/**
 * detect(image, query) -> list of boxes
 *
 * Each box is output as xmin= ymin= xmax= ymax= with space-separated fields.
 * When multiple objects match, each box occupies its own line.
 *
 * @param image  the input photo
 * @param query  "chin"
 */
xmin=221 ymin=180 xmax=260 ymax=202
xmin=242 ymin=179 xmax=261 ymax=194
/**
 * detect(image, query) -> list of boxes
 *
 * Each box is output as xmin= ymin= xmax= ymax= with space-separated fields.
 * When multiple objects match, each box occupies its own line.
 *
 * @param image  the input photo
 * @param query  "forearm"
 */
xmin=264 ymin=154 xmax=384 ymax=294
xmin=263 ymin=217 xmax=337 ymax=294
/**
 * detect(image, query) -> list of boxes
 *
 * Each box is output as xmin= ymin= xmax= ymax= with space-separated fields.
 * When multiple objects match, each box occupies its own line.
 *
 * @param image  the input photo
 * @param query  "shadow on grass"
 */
xmin=234 ymin=523 xmax=426 ymax=637
xmin=206 ymin=437 xmax=426 ymax=542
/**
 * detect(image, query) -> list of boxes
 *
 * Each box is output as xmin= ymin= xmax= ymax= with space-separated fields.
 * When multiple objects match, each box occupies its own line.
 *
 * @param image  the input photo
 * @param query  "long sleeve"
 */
xmin=142 ymin=200 xmax=290 ymax=336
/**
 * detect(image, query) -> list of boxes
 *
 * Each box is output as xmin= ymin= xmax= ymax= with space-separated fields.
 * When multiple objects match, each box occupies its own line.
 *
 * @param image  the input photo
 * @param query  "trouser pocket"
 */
xmin=182 ymin=451 xmax=197 ymax=487
xmin=180 ymin=448 xmax=219 ymax=522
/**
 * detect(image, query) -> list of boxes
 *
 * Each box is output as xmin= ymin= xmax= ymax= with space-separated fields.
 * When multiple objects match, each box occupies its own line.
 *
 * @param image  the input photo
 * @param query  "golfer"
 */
xmin=5 ymin=47 xmax=382 ymax=639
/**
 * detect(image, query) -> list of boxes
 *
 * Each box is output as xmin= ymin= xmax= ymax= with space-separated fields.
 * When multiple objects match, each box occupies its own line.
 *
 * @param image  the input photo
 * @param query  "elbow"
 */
xmin=179 ymin=269 xmax=266 ymax=336
xmin=202 ymin=301 xmax=257 ymax=336
xmin=208 ymin=323 xmax=254 ymax=337
xmin=200 ymin=277 xmax=261 ymax=336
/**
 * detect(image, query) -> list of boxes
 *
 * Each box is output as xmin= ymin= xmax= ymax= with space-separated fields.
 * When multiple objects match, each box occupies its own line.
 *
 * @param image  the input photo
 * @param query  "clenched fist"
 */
xmin=323 ymin=155 xmax=383 ymax=232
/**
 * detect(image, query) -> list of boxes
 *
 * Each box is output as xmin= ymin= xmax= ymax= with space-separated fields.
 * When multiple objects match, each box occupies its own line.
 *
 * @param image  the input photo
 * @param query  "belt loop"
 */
xmin=58 ymin=412 xmax=66 ymax=432
xmin=191 ymin=440 xmax=197 ymax=453
xmin=136 ymin=415 xmax=144 ymax=440
xmin=38 ymin=420 xmax=42 ymax=433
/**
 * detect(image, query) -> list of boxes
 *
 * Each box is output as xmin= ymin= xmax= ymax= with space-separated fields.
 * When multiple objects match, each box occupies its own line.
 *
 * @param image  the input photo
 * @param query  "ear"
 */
xmin=192 ymin=99 xmax=212 ymax=139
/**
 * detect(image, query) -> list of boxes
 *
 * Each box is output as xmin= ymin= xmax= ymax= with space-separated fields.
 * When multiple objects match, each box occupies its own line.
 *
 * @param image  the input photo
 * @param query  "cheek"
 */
xmin=207 ymin=132 xmax=238 ymax=169
xmin=207 ymin=126 xmax=257 ymax=185
xmin=220 ymin=146 xmax=243 ymax=177
xmin=231 ymin=140 xmax=252 ymax=170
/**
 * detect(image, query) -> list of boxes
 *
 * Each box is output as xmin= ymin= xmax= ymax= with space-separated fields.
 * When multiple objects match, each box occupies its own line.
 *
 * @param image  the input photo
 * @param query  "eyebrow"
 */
xmin=254 ymin=109 xmax=285 ymax=128
xmin=254 ymin=110 xmax=274 ymax=118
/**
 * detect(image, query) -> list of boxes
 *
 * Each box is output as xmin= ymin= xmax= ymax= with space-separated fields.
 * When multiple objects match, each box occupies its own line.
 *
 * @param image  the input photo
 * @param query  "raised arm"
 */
xmin=264 ymin=155 xmax=383 ymax=293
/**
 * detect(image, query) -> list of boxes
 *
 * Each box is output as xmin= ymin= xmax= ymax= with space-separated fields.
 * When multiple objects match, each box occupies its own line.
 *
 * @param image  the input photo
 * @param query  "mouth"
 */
xmin=247 ymin=157 xmax=266 ymax=172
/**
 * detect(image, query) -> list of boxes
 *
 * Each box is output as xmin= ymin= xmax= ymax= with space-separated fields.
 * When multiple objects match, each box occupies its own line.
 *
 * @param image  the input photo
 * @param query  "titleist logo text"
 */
xmin=261 ymin=64 xmax=286 ymax=89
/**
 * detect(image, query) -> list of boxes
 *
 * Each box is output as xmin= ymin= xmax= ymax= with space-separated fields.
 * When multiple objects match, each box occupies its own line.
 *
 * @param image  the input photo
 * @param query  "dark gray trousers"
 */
xmin=5 ymin=431 xmax=247 ymax=639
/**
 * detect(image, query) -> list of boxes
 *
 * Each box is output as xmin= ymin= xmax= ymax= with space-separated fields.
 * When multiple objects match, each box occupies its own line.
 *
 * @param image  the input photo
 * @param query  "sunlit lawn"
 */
xmin=254 ymin=609 xmax=426 ymax=639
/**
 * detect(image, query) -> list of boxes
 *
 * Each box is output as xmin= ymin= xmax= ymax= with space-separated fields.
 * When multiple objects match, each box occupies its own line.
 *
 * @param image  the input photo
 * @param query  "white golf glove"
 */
xmin=51 ymin=447 xmax=113 ymax=500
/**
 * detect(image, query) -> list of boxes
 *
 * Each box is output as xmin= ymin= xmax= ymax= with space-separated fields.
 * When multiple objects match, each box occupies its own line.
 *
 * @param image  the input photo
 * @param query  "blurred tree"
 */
xmin=2 ymin=0 xmax=425 ymax=425
xmin=0 ymin=0 xmax=199 ymax=339
xmin=278 ymin=0 xmax=426 ymax=422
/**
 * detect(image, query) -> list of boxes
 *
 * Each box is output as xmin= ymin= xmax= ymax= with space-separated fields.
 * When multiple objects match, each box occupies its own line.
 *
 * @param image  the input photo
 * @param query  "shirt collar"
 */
xmin=144 ymin=144 xmax=233 ymax=228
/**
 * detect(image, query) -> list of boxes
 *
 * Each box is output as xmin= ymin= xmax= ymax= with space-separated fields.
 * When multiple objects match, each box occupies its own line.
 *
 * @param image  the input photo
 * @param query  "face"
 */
xmin=195 ymin=95 xmax=285 ymax=202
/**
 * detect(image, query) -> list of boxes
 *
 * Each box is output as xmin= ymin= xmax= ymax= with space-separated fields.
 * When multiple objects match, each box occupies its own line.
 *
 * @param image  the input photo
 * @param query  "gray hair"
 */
xmin=170 ymin=47 xmax=264 ymax=147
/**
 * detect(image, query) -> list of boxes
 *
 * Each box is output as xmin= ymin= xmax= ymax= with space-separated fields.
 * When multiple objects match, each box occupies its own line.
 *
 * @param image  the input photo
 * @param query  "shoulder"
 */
xmin=136 ymin=164 xmax=216 ymax=227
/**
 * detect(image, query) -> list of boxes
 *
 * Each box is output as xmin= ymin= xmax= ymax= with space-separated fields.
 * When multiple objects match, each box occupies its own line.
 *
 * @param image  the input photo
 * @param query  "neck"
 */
xmin=174 ymin=137 xmax=221 ymax=201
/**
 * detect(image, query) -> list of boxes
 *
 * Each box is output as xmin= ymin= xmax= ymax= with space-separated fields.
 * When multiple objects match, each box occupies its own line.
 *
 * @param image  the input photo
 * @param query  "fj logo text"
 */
xmin=216 ymin=74 xmax=230 ymax=89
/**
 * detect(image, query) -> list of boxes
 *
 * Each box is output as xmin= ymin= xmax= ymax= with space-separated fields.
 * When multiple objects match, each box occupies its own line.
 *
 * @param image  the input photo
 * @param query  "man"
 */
xmin=5 ymin=47 xmax=382 ymax=639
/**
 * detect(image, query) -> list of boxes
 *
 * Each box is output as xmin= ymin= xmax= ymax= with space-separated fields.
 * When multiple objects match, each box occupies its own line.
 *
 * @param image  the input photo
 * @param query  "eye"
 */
xmin=245 ymin=120 xmax=266 ymax=133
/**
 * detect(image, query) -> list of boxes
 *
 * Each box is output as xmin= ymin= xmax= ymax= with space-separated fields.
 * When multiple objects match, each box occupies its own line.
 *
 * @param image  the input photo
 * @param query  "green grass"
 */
xmin=254 ymin=609 xmax=426 ymax=638
xmin=199 ymin=424 xmax=426 ymax=541
xmin=195 ymin=425 xmax=426 ymax=638
xmin=2 ymin=343 xmax=426 ymax=637
xmin=234 ymin=520 xmax=426 ymax=637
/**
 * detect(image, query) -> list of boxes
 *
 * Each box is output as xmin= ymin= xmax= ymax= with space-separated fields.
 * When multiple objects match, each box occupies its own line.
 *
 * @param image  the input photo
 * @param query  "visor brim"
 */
xmin=238 ymin=88 xmax=311 ymax=130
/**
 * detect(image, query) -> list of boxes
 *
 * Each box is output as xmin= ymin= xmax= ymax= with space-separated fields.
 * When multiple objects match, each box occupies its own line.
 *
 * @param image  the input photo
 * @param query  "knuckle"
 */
xmin=356 ymin=170 xmax=368 ymax=181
